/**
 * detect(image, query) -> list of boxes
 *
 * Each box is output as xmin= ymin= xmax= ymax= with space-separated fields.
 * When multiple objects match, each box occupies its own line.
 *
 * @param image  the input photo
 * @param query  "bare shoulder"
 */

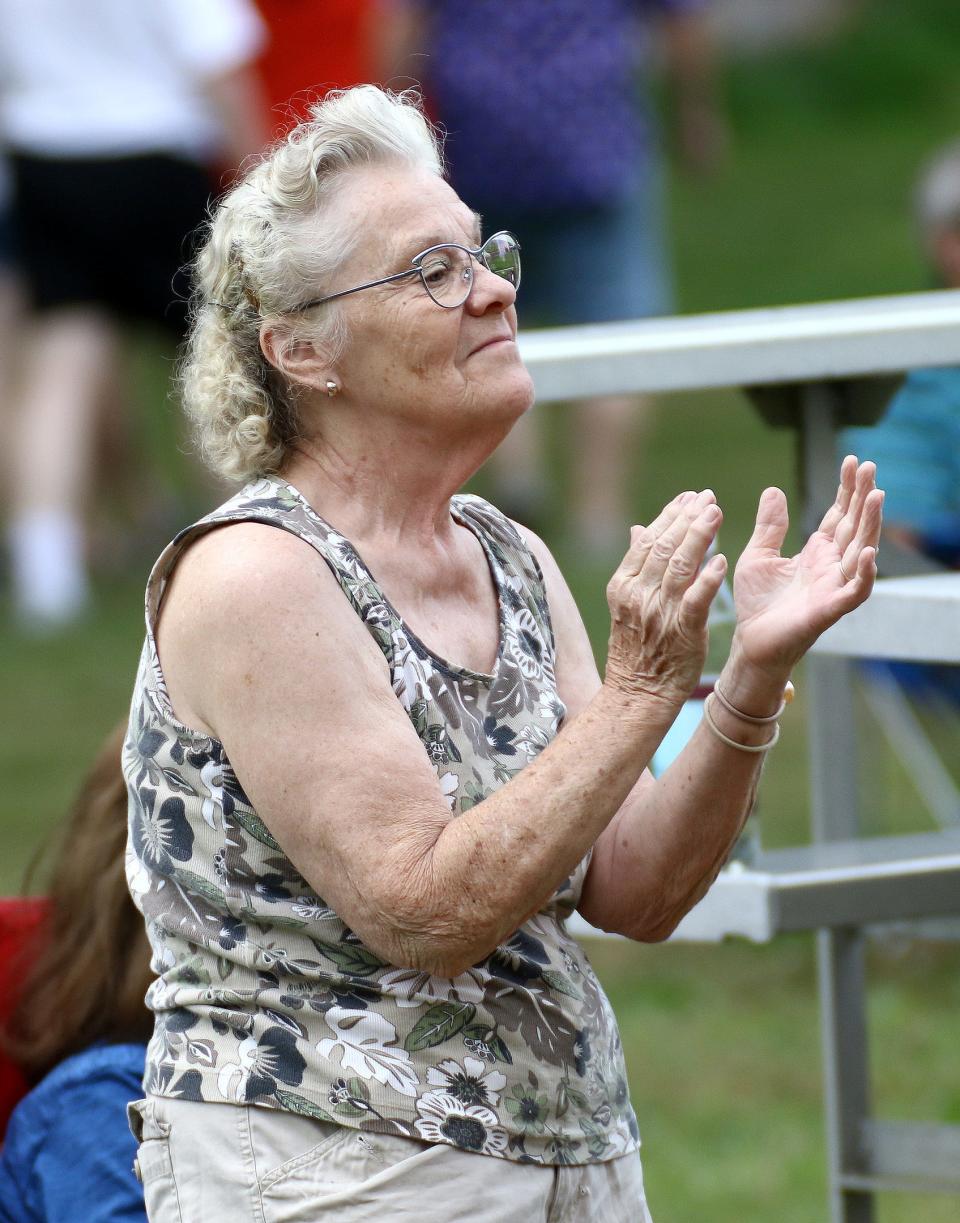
xmin=162 ymin=520 xmax=377 ymax=634
xmin=510 ymin=520 xmax=603 ymax=716
xmin=156 ymin=520 xmax=389 ymax=733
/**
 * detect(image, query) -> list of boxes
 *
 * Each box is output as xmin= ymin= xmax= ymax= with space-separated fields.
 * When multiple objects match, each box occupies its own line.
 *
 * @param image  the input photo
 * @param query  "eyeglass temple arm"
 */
xmin=294 ymin=267 xmax=421 ymax=313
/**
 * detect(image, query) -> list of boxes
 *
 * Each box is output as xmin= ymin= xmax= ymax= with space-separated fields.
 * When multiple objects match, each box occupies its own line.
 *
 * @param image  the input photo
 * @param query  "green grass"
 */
xmin=3 ymin=2 xmax=960 ymax=1217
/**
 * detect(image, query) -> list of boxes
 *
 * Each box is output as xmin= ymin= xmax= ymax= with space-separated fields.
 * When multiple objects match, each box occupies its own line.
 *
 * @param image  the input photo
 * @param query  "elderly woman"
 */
xmin=124 ymin=86 xmax=881 ymax=1221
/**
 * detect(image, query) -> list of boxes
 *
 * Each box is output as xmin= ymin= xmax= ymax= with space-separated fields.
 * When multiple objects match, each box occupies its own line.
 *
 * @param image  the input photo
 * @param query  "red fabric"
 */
xmin=0 ymin=896 xmax=49 ymax=1140
xmin=253 ymin=0 xmax=378 ymax=133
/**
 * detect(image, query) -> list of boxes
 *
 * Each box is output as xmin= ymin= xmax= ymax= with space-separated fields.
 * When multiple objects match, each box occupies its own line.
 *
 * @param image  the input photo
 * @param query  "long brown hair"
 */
xmin=2 ymin=721 xmax=153 ymax=1082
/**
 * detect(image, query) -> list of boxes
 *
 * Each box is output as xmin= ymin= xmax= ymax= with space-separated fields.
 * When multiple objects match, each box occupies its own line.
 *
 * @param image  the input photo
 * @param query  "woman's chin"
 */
xmin=495 ymin=366 xmax=537 ymax=419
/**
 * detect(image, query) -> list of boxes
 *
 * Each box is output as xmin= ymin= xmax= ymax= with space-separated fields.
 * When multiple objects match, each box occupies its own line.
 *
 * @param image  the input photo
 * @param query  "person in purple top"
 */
xmin=382 ymin=0 xmax=727 ymax=550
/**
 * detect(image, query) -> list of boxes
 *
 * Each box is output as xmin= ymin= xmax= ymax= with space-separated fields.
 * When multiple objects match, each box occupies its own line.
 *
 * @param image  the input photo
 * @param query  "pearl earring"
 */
xmin=325 ymin=380 xmax=340 ymax=397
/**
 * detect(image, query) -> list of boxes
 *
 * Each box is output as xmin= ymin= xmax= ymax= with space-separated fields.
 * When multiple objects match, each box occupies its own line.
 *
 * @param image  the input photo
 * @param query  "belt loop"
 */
xmin=127 ymin=1098 xmax=147 ymax=1143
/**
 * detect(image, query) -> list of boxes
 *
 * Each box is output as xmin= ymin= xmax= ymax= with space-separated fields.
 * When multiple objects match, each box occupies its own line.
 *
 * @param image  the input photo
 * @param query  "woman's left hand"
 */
xmin=731 ymin=456 xmax=883 ymax=677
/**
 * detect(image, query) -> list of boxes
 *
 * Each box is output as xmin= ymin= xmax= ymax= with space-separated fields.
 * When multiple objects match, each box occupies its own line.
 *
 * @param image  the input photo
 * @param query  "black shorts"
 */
xmin=8 ymin=151 xmax=212 ymax=337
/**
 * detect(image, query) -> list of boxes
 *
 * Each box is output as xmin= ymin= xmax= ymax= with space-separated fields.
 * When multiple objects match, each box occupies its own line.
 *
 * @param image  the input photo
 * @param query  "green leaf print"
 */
xmin=233 ymin=808 xmax=282 ymax=851
xmin=347 ymin=1077 xmax=370 ymax=1100
xmin=178 ymin=870 xmax=227 ymax=908
xmin=409 ymin=699 xmax=429 ymax=738
xmin=314 ymin=939 xmax=385 ymax=977
xmin=404 ymin=1001 xmax=476 ymax=1052
xmin=332 ymin=1097 xmax=368 ymax=1118
xmin=274 ymin=1090 xmax=336 ymax=1123
xmin=578 ymin=1117 xmax=610 ymax=1160
xmin=542 ymin=970 xmax=583 ymax=1002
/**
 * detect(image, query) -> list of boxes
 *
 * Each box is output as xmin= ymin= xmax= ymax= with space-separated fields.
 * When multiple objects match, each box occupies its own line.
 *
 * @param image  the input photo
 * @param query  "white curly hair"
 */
xmin=179 ymin=86 xmax=444 ymax=482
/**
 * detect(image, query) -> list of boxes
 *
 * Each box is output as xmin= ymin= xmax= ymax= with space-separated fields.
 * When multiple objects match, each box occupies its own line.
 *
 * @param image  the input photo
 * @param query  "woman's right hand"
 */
xmin=603 ymin=490 xmax=728 ymax=711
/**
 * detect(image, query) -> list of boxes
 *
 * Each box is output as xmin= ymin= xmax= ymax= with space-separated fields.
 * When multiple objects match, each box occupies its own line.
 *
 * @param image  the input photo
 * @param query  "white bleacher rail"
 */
xmin=517 ymin=289 xmax=960 ymax=1222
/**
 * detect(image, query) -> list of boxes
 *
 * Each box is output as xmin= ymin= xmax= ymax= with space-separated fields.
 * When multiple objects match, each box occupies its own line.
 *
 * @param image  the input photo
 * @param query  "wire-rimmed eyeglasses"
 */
xmin=290 ymin=230 xmax=521 ymax=312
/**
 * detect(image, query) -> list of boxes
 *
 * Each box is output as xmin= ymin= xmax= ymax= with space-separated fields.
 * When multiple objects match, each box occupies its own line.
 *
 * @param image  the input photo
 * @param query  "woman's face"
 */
xmin=322 ymin=164 xmax=535 ymax=434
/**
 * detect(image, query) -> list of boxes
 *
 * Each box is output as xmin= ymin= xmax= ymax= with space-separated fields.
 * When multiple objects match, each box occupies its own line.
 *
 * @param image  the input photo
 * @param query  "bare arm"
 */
xmin=576 ymin=459 xmax=883 ymax=938
xmin=201 ymin=64 xmax=271 ymax=179
xmin=156 ymin=492 xmax=724 ymax=979
xmin=659 ymin=7 xmax=729 ymax=176
xmin=370 ymin=0 xmax=430 ymax=86
xmin=521 ymin=525 xmax=772 ymax=941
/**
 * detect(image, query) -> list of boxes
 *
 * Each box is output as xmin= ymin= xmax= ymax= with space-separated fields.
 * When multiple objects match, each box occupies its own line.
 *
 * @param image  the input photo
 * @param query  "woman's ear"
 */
xmin=259 ymin=321 xmax=336 ymax=392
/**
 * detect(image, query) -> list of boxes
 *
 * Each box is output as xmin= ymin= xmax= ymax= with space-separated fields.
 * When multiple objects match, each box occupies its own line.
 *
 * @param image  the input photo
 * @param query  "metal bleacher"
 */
xmin=518 ymin=289 xmax=960 ymax=1221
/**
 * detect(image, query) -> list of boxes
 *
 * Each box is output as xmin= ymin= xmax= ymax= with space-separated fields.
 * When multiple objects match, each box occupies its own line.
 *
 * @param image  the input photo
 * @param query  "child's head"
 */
xmin=3 ymin=721 xmax=153 ymax=1080
xmin=916 ymin=139 xmax=960 ymax=288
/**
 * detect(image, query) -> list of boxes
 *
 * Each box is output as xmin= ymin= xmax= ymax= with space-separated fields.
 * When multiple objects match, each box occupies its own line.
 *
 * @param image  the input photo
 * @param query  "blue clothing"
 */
xmin=843 ymin=367 xmax=960 ymax=562
xmin=842 ymin=367 xmax=960 ymax=703
xmin=0 ymin=1043 xmax=147 ymax=1223
xmin=508 ymin=168 xmax=673 ymax=324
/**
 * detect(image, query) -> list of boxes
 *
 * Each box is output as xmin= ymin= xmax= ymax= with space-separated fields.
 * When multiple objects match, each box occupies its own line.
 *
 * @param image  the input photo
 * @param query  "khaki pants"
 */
xmin=129 ymin=1096 xmax=654 ymax=1222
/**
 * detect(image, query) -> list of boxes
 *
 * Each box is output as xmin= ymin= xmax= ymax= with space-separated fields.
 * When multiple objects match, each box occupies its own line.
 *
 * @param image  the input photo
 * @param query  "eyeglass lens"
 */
xmin=418 ymin=233 xmax=520 ymax=307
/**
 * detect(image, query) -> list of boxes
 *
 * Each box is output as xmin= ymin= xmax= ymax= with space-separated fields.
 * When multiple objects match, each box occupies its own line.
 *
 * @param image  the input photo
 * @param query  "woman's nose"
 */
xmin=464 ymin=262 xmax=517 ymax=314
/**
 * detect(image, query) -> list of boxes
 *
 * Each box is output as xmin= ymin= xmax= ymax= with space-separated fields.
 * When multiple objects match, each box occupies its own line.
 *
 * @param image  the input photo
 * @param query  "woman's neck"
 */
xmin=280 ymin=411 xmax=508 ymax=552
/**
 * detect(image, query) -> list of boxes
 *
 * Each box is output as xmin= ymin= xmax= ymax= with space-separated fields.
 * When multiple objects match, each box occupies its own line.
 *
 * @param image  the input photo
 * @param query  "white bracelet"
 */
xmin=713 ymin=680 xmax=794 ymax=725
xmin=703 ymin=692 xmax=780 ymax=753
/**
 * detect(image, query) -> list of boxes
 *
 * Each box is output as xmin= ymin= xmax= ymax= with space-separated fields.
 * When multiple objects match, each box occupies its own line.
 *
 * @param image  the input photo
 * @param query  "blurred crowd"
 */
xmin=1 ymin=0 xmax=955 ymax=635
xmin=0 ymin=0 xmax=385 ymax=631
xmin=0 ymin=0 xmax=728 ymax=632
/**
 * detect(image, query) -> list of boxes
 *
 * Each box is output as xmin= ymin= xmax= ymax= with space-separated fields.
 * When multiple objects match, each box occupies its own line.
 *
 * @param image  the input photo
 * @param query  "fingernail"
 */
xmin=704 ymin=504 xmax=721 ymax=521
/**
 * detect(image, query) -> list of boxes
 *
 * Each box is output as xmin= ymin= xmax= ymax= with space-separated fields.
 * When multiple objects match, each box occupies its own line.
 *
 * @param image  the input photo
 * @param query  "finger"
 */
xmin=619 ymin=492 xmax=695 ymax=576
xmin=818 ymin=455 xmax=858 ymax=537
xmin=833 ymin=544 xmax=878 ymax=608
xmin=745 ymin=486 xmax=789 ymax=555
xmin=678 ymin=551 xmax=728 ymax=633
xmin=660 ymin=502 xmax=723 ymax=599
xmin=839 ymin=488 xmax=884 ymax=578
xmin=638 ymin=490 xmax=717 ymax=585
xmin=835 ymin=461 xmax=877 ymax=554
xmin=621 ymin=489 xmax=712 ymax=578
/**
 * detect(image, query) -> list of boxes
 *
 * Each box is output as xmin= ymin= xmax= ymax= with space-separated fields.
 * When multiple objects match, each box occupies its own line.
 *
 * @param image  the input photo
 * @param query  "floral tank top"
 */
xmin=123 ymin=475 xmax=639 ymax=1166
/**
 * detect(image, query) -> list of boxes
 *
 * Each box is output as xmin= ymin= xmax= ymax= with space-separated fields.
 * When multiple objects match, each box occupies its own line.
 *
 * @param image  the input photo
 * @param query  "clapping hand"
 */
xmin=731 ymin=457 xmax=883 ymax=678
xmin=604 ymin=489 xmax=727 ymax=707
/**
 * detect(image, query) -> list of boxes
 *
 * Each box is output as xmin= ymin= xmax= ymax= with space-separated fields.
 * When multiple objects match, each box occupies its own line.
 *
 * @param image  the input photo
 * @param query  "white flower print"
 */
xmin=516 ymin=724 xmax=550 ymax=760
xmin=125 ymin=842 xmax=151 ymax=906
xmin=291 ymin=900 xmax=337 ymax=922
xmin=426 ymin=1057 xmax=507 ymax=1108
xmin=414 ymin=1092 xmax=508 ymax=1155
xmin=317 ymin=1008 xmax=419 ymax=1096
xmin=439 ymin=771 xmax=459 ymax=810
xmin=199 ymin=758 xmax=228 ymax=830
xmin=217 ymin=1034 xmax=258 ymax=1101
xmin=503 ymin=606 xmax=551 ymax=681
xmin=379 ymin=965 xmax=485 ymax=1009
xmin=325 ymin=533 xmax=365 ymax=580
xmin=538 ymin=688 xmax=566 ymax=728
xmin=392 ymin=639 xmax=433 ymax=709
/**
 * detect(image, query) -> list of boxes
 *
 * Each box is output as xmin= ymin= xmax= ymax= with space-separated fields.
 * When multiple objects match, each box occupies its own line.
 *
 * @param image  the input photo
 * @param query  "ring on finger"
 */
xmin=839 ymin=556 xmax=854 ymax=582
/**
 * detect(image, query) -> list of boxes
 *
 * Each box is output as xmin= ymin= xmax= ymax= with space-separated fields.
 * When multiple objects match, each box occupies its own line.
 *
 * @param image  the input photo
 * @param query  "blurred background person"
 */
xmin=843 ymin=137 xmax=960 ymax=704
xmin=254 ymin=0 xmax=380 ymax=133
xmin=0 ymin=0 xmax=268 ymax=629
xmin=845 ymin=138 xmax=960 ymax=574
xmin=0 ymin=155 xmax=24 ymax=532
xmin=380 ymin=0 xmax=727 ymax=554
xmin=0 ymin=722 xmax=152 ymax=1222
